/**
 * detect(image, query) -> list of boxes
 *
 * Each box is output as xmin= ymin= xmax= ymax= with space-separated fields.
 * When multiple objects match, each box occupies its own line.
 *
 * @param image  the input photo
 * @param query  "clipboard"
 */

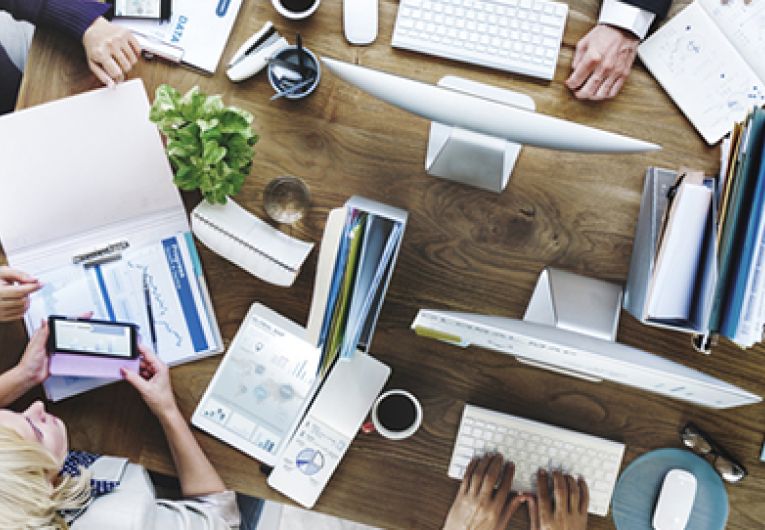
xmin=0 ymin=80 xmax=223 ymax=400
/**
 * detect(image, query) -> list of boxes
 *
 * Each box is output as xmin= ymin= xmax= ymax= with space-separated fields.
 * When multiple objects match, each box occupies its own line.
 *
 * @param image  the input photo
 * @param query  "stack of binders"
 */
xmin=306 ymin=197 xmax=408 ymax=374
xmin=625 ymin=107 xmax=765 ymax=349
xmin=709 ymin=107 xmax=765 ymax=347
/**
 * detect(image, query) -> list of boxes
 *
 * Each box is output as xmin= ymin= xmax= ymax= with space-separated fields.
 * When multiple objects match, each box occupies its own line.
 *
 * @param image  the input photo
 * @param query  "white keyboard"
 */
xmin=392 ymin=0 xmax=568 ymax=80
xmin=448 ymin=404 xmax=625 ymax=517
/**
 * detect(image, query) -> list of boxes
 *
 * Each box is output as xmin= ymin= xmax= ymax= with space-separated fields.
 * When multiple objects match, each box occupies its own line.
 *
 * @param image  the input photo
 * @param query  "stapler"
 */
xmin=227 ymin=21 xmax=288 ymax=82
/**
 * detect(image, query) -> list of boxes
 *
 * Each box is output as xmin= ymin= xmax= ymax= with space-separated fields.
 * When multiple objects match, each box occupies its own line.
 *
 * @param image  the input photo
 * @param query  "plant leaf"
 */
xmin=151 ymin=84 xmax=256 ymax=201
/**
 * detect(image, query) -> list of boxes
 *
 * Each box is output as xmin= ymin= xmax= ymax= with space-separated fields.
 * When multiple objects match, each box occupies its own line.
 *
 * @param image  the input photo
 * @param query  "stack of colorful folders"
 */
xmin=710 ymin=107 xmax=765 ymax=347
xmin=314 ymin=200 xmax=406 ymax=375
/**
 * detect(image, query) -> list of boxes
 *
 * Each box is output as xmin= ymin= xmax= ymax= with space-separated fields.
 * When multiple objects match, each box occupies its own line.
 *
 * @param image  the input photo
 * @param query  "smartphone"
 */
xmin=48 ymin=316 xmax=140 ymax=378
xmin=110 ymin=0 xmax=172 ymax=21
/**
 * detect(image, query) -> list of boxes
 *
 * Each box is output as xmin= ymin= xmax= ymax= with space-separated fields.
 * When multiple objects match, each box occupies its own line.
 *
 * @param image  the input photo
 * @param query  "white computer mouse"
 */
xmin=652 ymin=469 xmax=697 ymax=530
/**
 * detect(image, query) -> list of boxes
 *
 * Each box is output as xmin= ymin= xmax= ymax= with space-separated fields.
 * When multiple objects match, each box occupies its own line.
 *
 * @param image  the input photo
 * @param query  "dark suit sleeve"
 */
xmin=0 ymin=48 xmax=21 ymax=115
xmin=618 ymin=0 xmax=672 ymax=20
xmin=0 ymin=0 xmax=110 ymax=39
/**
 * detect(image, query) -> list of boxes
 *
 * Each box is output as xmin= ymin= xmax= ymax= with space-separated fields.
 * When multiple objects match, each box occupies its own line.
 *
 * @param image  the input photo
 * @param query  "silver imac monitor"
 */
xmin=411 ymin=269 xmax=762 ymax=409
xmin=321 ymin=57 xmax=660 ymax=153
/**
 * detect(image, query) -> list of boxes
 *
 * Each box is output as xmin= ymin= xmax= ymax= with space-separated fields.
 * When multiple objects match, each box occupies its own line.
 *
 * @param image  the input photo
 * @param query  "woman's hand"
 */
xmin=529 ymin=469 xmax=589 ymax=530
xmin=444 ymin=454 xmax=530 ymax=530
xmin=0 ymin=267 xmax=41 ymax=322
xmin=15 ymin=321 xmax=50 ymax=388
xmin=82 ymin=17 xmax=141 ymax=86
xmin=121 ymin=344 xmax=179 ymax=420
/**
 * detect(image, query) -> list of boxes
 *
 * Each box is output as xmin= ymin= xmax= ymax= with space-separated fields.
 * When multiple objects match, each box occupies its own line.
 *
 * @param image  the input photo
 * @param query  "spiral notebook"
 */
xmin=191 ymin=198 xmax=314 ymax=287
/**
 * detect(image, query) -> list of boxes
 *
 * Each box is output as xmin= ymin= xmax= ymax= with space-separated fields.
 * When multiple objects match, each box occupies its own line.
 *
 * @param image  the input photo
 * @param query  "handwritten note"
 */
xmin=638 ymin=1 xmax=765 ymax=144
xmin=701 ymin=0 xmax=765 ymax=81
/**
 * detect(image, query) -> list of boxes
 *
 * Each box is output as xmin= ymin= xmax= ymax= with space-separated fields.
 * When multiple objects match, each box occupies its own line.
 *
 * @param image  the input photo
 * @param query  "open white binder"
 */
xmin=0 ymin=80 xmax=223 ymax=400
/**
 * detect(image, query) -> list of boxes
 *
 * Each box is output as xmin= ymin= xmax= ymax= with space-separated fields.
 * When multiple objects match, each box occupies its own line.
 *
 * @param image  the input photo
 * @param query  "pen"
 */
xmin=296 ymin=33 xmax=307 ymax=79
xmin=143 ymin=271 xmax=158 ymax=353
xmin=270 ymin=78 xmax=314 ymax=101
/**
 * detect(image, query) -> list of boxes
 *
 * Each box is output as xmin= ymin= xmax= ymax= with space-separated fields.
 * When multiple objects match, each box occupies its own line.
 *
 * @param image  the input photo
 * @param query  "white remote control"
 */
xmin=343 ymin=0 xmax=378 ymax=45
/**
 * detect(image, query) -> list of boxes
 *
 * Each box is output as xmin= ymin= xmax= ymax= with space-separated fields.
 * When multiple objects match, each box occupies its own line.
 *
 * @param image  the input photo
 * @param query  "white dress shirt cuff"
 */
xmin=598 ymin=0 xmax=656 ymax=40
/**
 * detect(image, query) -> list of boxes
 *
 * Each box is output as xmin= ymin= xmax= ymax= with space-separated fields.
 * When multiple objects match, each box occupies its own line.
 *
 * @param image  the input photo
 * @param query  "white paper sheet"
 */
xmin=646 ymin=177 xmax=712 ymax=320
xmin=700 ymin=0 xmax=765 ymax=82
xmin=114 ymin=0 xmax=243 ymax=73
xmin=29 ymin=234 xmax=220 ymax=400
xmin=638 ymin=2 xmax=765 ymax=144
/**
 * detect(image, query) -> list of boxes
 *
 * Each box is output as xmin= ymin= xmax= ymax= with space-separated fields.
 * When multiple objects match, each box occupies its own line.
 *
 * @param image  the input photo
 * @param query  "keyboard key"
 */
xmin=540 ymin=13 xmax=558 ymax=24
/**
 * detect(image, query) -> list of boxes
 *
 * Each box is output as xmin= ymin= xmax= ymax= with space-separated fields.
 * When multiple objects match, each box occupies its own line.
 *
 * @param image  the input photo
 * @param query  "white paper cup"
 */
xmin=369 ymin=390 xmax=422 ymax=440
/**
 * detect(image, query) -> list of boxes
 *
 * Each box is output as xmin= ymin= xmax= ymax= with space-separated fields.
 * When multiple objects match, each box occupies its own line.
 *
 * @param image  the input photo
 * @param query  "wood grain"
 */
xmin=6 ymin=0 xmax=765 ymax=528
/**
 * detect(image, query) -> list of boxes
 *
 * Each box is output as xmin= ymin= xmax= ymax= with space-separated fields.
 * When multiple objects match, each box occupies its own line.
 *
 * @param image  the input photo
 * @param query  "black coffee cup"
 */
xmin=368 ymin=390 xmax=422 ymax=440
xmin=272 ymin=0 xmax=320 ymax=19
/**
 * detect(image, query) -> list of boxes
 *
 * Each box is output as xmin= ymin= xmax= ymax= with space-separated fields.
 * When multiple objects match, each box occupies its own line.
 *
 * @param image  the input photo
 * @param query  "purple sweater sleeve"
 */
xmin=0 ymin=0 xmax=110 ymax=40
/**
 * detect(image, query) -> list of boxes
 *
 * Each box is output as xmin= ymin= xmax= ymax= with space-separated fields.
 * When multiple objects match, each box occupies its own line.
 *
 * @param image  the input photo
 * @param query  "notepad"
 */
xmin=191 ymin=198 xmax=314 ymax=287
xmin=638 ymin=0 xmax=765 ymax=144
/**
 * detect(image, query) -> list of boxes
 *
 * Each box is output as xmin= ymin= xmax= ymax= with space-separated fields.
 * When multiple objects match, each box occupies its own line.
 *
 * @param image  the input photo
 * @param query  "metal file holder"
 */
xmin=426 ymin=76 xmax=535 ymax=193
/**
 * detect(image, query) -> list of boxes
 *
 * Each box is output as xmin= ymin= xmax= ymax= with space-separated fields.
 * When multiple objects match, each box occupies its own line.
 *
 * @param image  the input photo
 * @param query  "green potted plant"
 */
xmin=149 ymin=84 xmax=258 ymax=204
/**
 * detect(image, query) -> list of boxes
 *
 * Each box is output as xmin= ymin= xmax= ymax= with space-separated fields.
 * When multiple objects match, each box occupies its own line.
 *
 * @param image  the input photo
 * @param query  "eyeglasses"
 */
xmin=680 ymin=422 xmax=747 ymax=483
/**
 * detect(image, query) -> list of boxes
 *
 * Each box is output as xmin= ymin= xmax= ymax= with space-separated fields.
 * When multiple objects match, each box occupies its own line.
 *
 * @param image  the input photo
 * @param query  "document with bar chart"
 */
xmin=192 ymin=303 xmax=322 ymax=466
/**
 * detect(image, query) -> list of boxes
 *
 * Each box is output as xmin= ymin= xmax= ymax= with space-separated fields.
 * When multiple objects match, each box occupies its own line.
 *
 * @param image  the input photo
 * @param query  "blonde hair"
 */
xmin=0 ymin=426 xmax=92 ymax=529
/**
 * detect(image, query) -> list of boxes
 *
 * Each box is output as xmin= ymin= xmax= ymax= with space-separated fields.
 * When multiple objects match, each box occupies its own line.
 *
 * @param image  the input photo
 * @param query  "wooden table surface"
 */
xmin=4 ymin=0 xmax=765 ymax=528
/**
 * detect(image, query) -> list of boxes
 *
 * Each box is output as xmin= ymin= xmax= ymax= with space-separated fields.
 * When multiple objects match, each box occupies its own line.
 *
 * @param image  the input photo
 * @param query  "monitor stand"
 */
xmin=516 ymin=267 xmax=624 ymax=382
xmin=426 ymin=76 xmax=535 ymax=193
